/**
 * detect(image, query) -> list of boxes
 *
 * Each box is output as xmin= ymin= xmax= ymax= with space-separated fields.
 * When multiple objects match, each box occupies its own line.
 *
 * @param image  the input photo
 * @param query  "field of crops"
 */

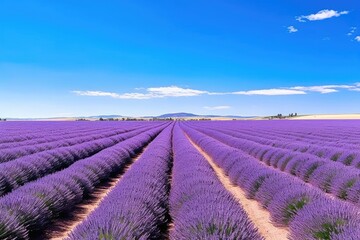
xmin=1 ymin=120 xmax=360 ymax=240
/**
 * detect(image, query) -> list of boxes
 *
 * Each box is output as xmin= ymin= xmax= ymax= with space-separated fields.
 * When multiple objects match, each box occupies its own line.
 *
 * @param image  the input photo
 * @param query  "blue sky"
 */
xmin=1 ymin=0 xmax=359 ymax=117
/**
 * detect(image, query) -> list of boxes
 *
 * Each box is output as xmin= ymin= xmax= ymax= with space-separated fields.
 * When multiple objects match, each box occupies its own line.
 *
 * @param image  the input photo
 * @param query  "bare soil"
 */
xmin=37 ymin=148 xmax=148 ymax=240
xmin=186 ymin=135 xmax=289 ymax=240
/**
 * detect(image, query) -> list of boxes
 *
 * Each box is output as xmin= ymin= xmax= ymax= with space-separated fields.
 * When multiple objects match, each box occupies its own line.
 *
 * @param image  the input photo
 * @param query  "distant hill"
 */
xmin=88 ymin=115 xmax=124 ymax=119
xmin=89 ymin=112 xmax=254 ymax=119
xmin=151 ymin=112 xmax=254 ymax=119
xmin=4 ymin=112 xmax=256 ymax=121
xmin=6 ymin=113 xmax=360 ymax=121
xmin=157 ymin=113 xmax=198 ymax=118
xmin=223 ymin=115 xmax=256 ymax=119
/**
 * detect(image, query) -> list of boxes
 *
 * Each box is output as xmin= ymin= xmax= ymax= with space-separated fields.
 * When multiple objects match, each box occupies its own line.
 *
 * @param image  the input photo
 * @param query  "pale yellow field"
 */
xmin=292 ymin=114 xmax=360 ymax=120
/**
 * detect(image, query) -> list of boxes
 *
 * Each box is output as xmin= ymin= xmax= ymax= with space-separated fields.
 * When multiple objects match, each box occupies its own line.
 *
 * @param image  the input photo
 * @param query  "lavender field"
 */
xmin=1 ymin=120 xmax=360 ymax=240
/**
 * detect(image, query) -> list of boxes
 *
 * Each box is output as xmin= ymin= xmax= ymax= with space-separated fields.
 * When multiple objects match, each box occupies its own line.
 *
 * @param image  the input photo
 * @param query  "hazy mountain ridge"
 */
xmin=4 ymin=112 xmax=254 ymax=120
xmin=151 ymin=112 xmax=254 ymax=118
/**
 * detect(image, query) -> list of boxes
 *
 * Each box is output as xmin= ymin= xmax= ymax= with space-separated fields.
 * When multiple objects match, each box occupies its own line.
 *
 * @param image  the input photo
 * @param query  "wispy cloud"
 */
xmin=348 ymin=27 xmax=357 ymax=36
xmin=290 ymin=84 xmax=354 ymax=94
xmin=296 ymin=9 xmax=349 ymax=22
xmin=73 ymin=91 xmax=120 ymax=98
xmin=233 ymin=89 xmax=306 ymax=96
xmin=355 ymin=36 xmax=360 ymax=42
xmin=204 ymin=105 xmax=231 ymax=110
xmin=73 ymin=86 xmax=208 ymax=100
xmin=73 ymin=83 xmax=360 ymax=100
xmin=287 ymin=26 xmax=298 ymax=33
xmin=349 ymin=83 xmax=360 ymax=91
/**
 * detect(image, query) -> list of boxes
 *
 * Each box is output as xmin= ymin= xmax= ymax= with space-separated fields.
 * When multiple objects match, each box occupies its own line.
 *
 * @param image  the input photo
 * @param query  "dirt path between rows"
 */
xmin=186 ymin=135 xmax=289 ymax=240
xmin=201 ymin=130 xmax=338 ymax=201
xmin=40 ymin=147 xmax=148 ymax=240
xmin=191 ymin=127 xmax=343 ymax=204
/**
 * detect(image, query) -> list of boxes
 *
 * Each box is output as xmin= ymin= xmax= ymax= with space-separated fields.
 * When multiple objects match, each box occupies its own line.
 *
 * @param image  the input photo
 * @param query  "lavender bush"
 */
xmin=170 ymin=125 xmax=262 ymax=240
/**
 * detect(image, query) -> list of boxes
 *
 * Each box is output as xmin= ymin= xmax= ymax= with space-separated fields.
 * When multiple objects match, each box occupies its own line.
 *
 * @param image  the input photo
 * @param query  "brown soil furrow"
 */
xmin=186 ymin=135 xmax=289 ymax=240
xmin=196 ymin=128 xmax=339 ymax=202
xmin=40 ymin=148 xmax=148 ymax=240
xmin=254 ymin=153 xmax=337 ymax=201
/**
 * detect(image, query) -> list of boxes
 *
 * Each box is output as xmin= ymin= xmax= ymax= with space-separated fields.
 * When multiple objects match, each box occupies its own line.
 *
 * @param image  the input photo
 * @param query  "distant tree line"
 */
xmin=99 ymin=117 xmax=147 ymax=121
xmin=99 ymin=117 xmax=119 ymax=121
xmin=267 ymin=113 xmax=298 ymax=120
xmin=0 ymin=118 xmax=7 ymax=121
xmin=97 ymin=117 xmax=212 ymax=121
xmin=150 ymin=118 xmax=173 ymax=121
xmin=150 ymin=118 xmax=211 ymax=121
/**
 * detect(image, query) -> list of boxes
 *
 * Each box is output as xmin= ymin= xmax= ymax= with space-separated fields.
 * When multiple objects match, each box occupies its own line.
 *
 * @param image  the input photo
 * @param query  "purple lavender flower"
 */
xmin=289 ymin=198 xmax=360 ymax=240
xmin=267 ymin=186 xmax=321 ymax=226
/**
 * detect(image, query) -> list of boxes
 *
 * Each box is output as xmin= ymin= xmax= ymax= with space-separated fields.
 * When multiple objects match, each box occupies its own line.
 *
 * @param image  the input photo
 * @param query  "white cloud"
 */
xmin=287 ymin=26 xmax=298 ymax=33
xmin=147 ymin=86 xmax=207 ymax=97
xmin=296 ymin=9 xmax=349 ymax=22
xmin=290 ymin=85 xmax=354 ymax=94
xmin=349 ymin=83 xmax=360 ymax=91
xmin=348 ymin=27 xmax=357 ymax=36
xmin=355 ymin=36 xmax=360 ymax=42
xmin=73 ymin=83 xmax=360 ymax=100
xmin=72 ymin=91 xmax=120 ymax=98
xmin=204 ymin=106 xmax=231 ymax=110
xmin=233 ymin=89 xmax=306 ymax=96
xmin=73 ymin=86 xmax=208 ymax=100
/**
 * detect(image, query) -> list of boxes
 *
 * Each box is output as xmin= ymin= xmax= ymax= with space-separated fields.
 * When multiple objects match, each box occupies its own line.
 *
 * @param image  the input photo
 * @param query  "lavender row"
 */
xmin=0 ymin=122 xmax=92 ymax=139
xmin=189 ymin=125 xmax=360 ymax=206
xmin=0 ymin=124 xmax=166 ymax=239
xmin=0 ymin=124 xmax=145 ymax=163
xmin=209 ymin=125 xmax=360 ymax=165
xmin=212 ymin=126 xmax=360 ymax=204
xmin=236 ymin=125 xmax=358 ymax=150
xmin=0 ymin=121 xmax=116 ymax=144
xmin=226 ymin=122 xmax=358 ymax=141
xmin=198 ymin=122 xmax=360 ymax=159
xmin=192 ymin=120 xmax=360 ymax=147
xmin=0 ymin=124 xmax=124 ymax=150
xmin=182 ymin=124 xmax=360 ymax=239
xmin=254 ymin=121 xmax=360 ymax=143
xmin=68 ymin=124 xmax=173 ymax=239
xmin=0 ymin=124 xmax=165 ymax=197
xmin=193 ymin=124 xmax=358 ymax=170
xmin=170 ymin=125 xmax=262 ymax=239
